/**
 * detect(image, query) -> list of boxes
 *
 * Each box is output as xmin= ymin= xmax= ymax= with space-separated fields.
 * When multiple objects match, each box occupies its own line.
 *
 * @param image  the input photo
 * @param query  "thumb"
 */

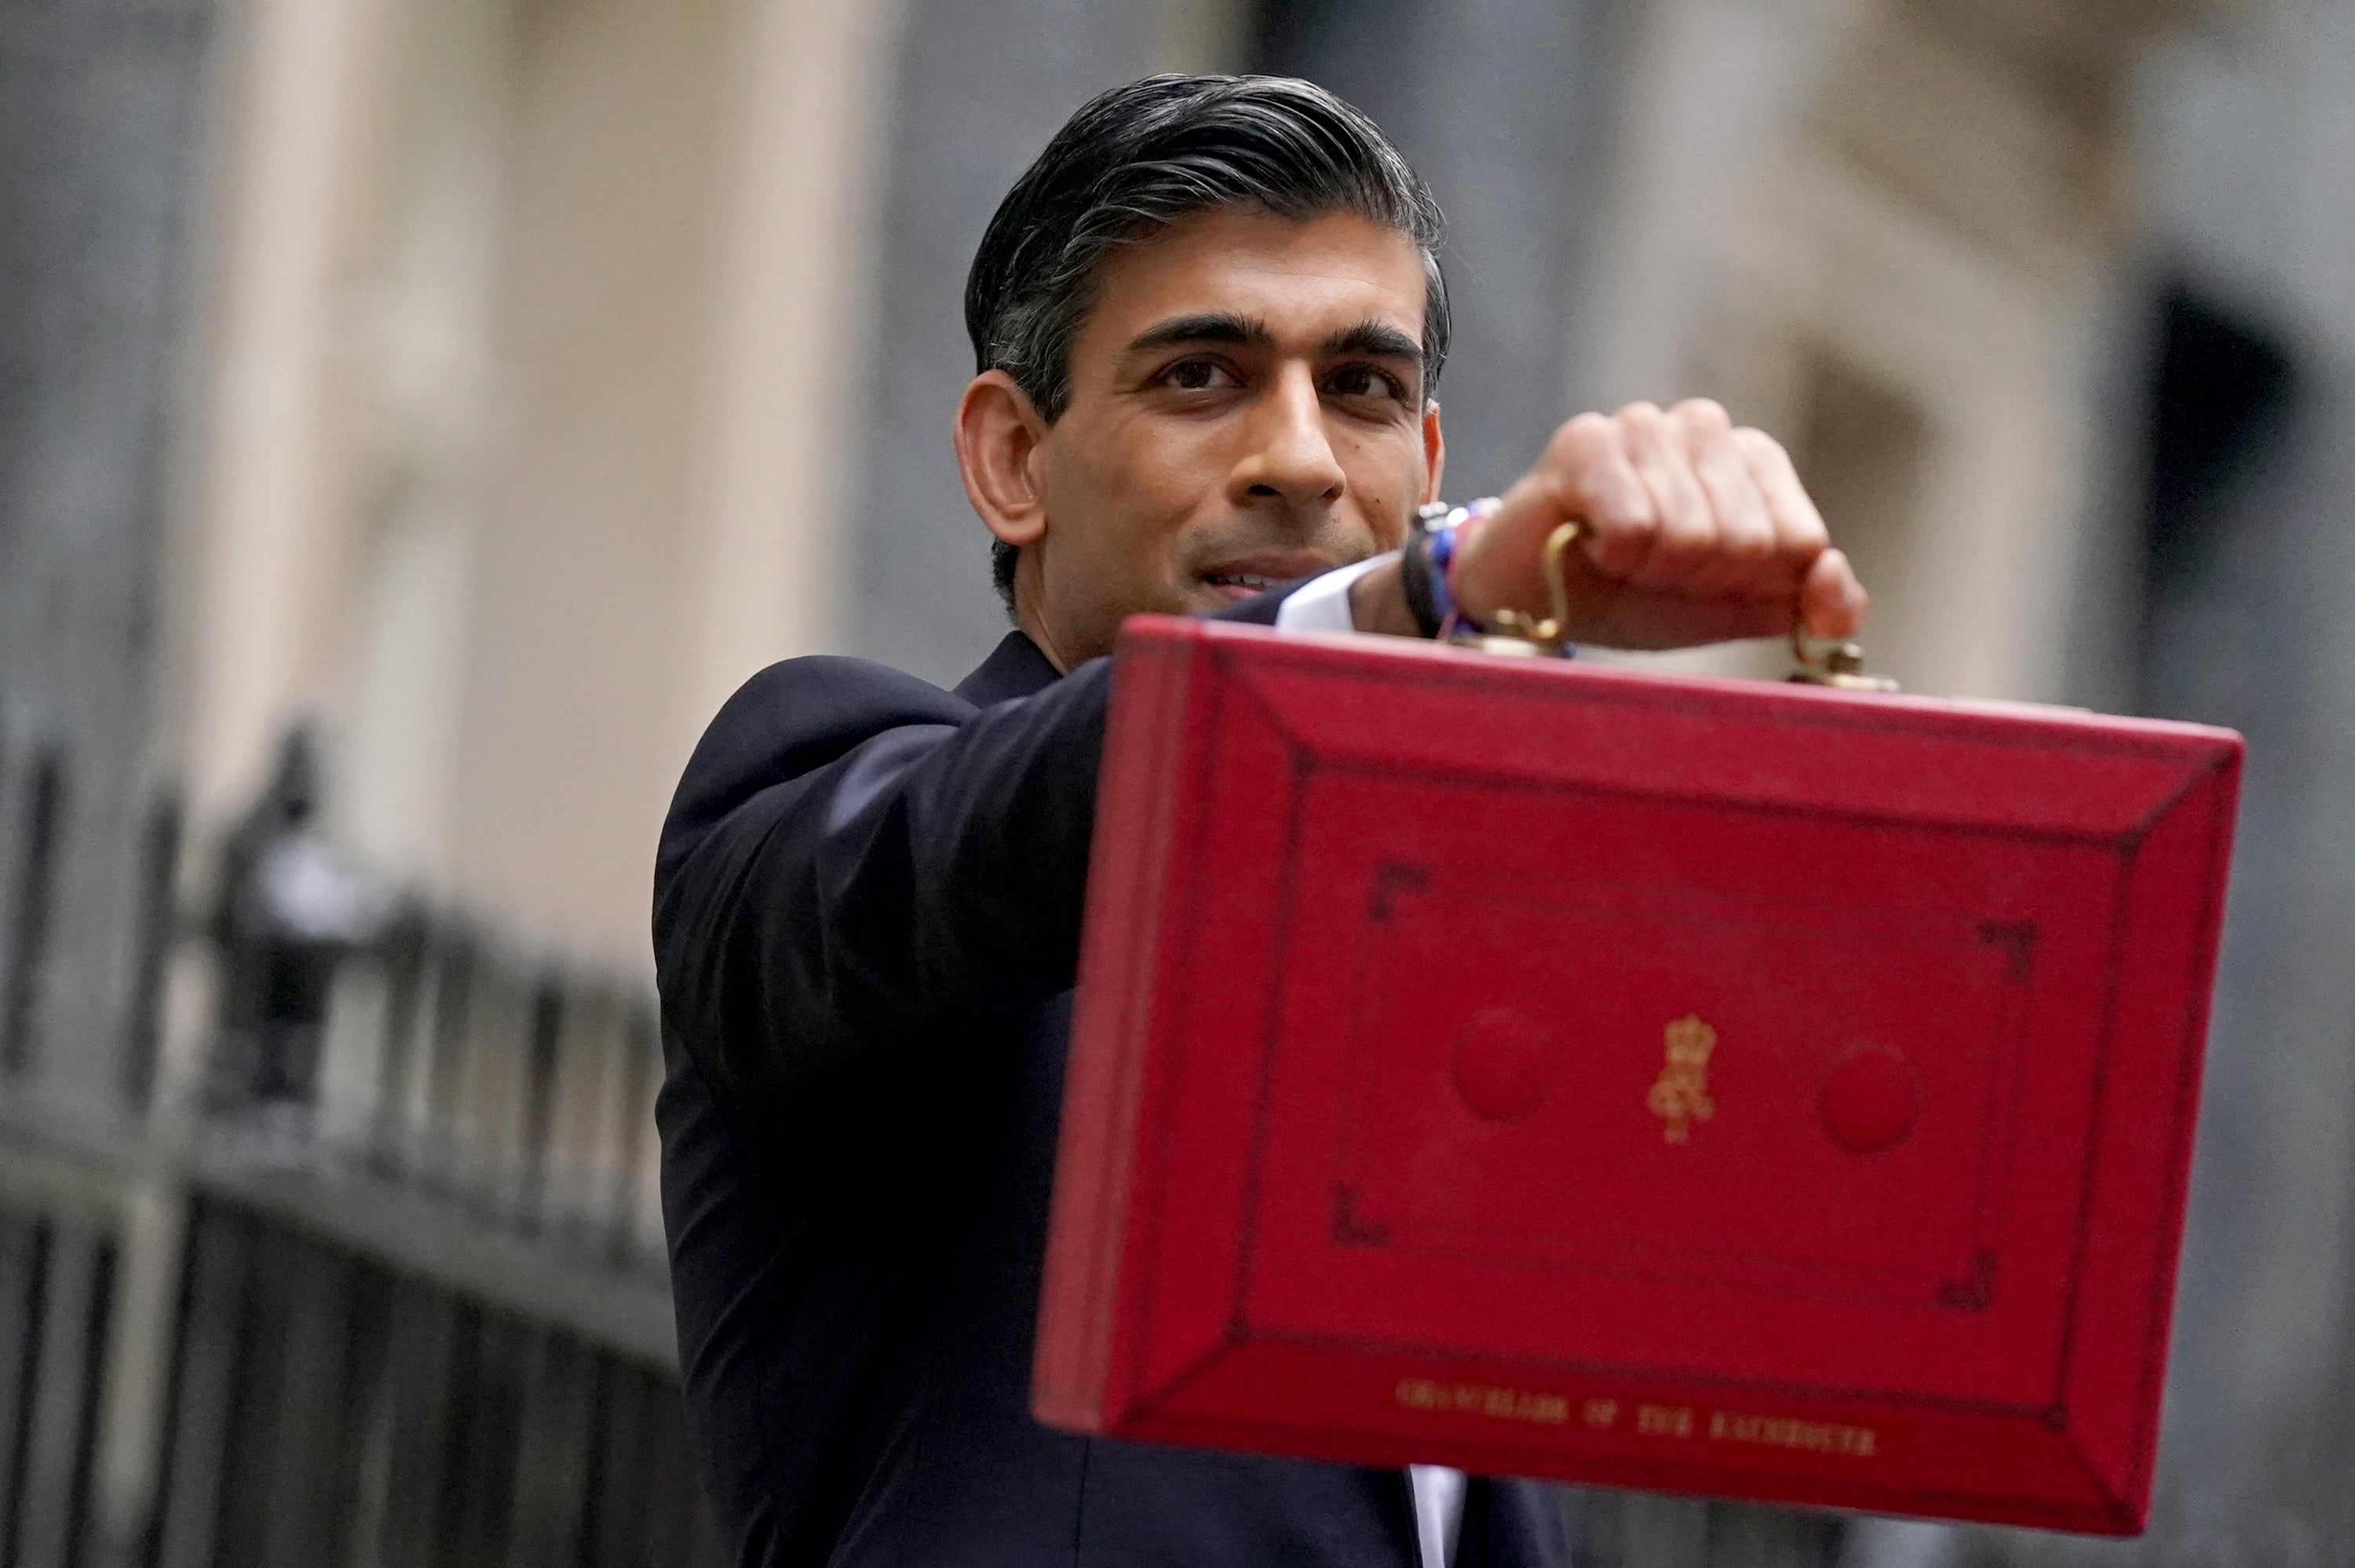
xmin=1798 ymin=549 xmax=1867 ymax=641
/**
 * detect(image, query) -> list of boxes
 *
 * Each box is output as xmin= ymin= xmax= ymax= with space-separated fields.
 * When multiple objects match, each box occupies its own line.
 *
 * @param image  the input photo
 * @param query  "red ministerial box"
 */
xmin=1035 ymin=615 xmax=2241 ymax=1535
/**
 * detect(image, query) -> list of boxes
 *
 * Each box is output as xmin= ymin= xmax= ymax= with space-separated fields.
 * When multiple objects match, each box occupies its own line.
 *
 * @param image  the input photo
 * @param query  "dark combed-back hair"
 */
xmin=966 ymin=74 xmax=1450 ymax=614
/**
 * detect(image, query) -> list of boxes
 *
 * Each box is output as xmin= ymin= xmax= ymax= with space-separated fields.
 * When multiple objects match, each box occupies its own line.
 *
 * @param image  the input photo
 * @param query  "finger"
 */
xmin=1732 ymin=427 xmax=1831 ymax=576
xmin=1532 ymin=412 xmax=1654 ymax=577
xmin=1798 ymin=547 xmax=1868 ymax=641
xmin=1581 ymin=585 xmax=1793 ymax=651
xmin=1618 ymin=402 xmax=1715 ymax=590
xmin=1460 ymin=414 xmax=1650 ymax=626
xmin=1673 ymin=400 xmax=1775 ymax=598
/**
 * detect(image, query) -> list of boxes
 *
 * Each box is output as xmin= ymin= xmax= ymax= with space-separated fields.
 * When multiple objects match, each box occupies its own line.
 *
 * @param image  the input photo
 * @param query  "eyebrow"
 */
xmin=1122 ymin=312 xmax=1426 ymax=366
xmin=1320 ymin=319 xmax=1424 ymax=363
xmin=1124 ymin=312 xmax=1271 ymax=355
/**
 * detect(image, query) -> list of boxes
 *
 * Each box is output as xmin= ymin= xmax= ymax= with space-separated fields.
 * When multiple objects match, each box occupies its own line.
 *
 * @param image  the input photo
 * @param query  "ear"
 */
xmin=955 ymin=370 xmax=1051 ymax=550
xmin=1422 ymin=399 xmax=1447 ymax=505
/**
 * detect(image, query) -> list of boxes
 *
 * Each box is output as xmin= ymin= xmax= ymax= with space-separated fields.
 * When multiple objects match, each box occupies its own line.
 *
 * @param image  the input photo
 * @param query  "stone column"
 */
xmin=675 ymin=0 xmax=907 ymax=726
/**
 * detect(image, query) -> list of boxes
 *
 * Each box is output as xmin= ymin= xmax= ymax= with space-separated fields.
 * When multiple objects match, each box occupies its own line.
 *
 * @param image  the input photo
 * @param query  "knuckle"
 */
xmin=1674 ymin=397 xmax=1732 ymax=432
xmin=1787 ymin=512 xmax=1832 ymax=550
xmin=1735 ymin=426 xmax=1796 ymax=472
xmin=1549 ymin=411 xmax=1612 ymax=461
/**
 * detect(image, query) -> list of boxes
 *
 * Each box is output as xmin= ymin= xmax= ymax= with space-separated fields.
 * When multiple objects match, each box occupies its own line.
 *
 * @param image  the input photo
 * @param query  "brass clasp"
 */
xmin=1788 ymin=628 xmax=1899 ymax=691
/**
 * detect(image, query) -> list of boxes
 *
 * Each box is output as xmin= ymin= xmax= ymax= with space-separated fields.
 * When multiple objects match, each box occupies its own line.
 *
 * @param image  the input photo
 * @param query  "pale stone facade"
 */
xmin=165 ymin=0 xmax=907 ymax=975
xmin=1569 ymin=0 xmax=2212 ymax=706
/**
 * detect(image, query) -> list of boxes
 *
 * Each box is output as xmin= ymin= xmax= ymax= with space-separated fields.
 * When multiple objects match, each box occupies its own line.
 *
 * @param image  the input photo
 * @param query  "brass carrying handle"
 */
xmin=1444 ymin=519 xmax=1580 ymax=658
xmin=1455 ymin=520 xmax=1900 ymax=690
xmin=1480 ymin=521 xmax=1582 ymax=655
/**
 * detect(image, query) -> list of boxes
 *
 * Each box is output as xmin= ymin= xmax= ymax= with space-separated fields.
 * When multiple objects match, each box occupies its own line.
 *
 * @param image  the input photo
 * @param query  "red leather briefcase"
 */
xmin=1035 ymin=614 xmax=2240 ymax=1534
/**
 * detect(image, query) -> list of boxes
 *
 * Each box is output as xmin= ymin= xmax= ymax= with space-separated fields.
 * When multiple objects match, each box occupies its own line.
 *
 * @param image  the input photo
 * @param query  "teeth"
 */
xmin=1210 ymin=573 xmax=1280 ymax=589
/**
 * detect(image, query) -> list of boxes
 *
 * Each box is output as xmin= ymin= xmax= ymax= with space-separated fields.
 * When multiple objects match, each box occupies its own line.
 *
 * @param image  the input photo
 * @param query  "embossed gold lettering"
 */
xmin=1635 ymin=1404 xmax=1693 ymax=1439
xmin=1707 ymin=1409 xmax=1877 ymax=1458
xmin=1392 ymin=1378 xmax=1569 ymax=1425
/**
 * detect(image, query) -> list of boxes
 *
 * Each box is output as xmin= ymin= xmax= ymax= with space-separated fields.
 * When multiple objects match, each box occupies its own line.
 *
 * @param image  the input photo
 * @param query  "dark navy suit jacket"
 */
xmin=653 ymin=589 xmax=1570 ymax=1567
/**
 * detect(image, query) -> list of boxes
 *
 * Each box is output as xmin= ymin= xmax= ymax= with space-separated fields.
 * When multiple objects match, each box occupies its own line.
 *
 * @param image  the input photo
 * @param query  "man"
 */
xmin=655 ymin=75 xmax=1864 ymax=1568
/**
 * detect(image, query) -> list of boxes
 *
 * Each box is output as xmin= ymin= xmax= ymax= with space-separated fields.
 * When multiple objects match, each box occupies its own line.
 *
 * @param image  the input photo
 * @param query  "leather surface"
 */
xmin=1039 ymin=615 xmax=2245 ymax=1535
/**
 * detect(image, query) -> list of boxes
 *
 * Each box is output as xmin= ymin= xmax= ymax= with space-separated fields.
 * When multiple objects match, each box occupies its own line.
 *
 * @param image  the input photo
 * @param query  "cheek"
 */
xmin=1118 ymin=418 xmax=1231 ymax=501
xmin=1341 ymin=434 xmax=1428 ymax=538
xmin=1093 ymin=422 xmax=1225 ymax=534
xmin=1049 ymin=427 xmax=1197 ymax=578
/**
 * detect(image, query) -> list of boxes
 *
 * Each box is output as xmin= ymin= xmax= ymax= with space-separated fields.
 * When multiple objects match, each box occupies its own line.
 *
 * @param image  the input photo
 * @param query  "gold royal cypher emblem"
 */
xmin=1646 ymin=1015 xmax=1716 ymax=1143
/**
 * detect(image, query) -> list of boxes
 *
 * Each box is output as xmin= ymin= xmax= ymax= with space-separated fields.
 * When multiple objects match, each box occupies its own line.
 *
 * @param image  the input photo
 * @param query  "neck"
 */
xmin=1013 ymin=553 xmax=1075 ymax=674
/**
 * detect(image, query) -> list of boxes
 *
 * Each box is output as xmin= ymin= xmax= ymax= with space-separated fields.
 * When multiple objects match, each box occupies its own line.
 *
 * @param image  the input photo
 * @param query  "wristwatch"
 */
xmin=1398 ymin=501 xmax=1452 ymax=639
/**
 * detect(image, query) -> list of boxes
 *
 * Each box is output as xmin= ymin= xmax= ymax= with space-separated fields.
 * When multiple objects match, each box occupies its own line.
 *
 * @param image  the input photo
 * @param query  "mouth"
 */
xmin=1197 ymin=552 xmax=1343 ymax=602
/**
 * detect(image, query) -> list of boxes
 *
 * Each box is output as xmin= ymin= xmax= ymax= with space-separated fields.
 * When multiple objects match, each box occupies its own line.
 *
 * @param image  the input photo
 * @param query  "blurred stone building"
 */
xmin=2 ymin=0 xmax=2351 ymax=1563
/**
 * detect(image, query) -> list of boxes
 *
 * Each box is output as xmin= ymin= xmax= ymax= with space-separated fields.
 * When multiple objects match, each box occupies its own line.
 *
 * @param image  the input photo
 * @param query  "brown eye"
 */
xmin=1163 ymin=359 xmax=1235 ymax=392
xmin=1327 ymin=365 xmax=1400 ymax=401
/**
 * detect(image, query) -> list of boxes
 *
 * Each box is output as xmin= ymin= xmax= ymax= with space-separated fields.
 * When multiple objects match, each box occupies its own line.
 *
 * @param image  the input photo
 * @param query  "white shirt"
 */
xmin=1274 ymin=555 xmax=1467 ymax=1568
xmin=1269 ymin=553 xmax=1390 ymax=638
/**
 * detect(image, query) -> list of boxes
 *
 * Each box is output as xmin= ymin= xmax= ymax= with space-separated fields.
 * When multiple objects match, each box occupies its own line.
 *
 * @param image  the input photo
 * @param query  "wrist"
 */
xmin=1431 ymin=498 xmax=1503 ymax=634
xmin=1353 ymin=500 xmax=1507 ymax=641
xmin=1449 ymin=510 xmax=1517 ymax=628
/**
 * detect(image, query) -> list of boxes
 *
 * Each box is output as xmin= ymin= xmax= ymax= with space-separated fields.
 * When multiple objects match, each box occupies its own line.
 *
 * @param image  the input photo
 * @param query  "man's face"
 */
xmin=990 ymin=207 xmax=1443 ymax=666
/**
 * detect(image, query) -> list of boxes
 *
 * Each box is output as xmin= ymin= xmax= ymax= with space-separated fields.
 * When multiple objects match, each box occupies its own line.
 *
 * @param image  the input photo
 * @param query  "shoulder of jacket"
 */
xmin=665 ymin=655 xmax=973 ymax=840
xmin=723 ymin=654 xmax=963 ymax=720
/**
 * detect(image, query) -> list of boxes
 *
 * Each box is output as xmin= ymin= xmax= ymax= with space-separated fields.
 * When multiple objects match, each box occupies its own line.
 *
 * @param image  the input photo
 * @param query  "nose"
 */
xmin=1230 ymin=363 xmax=1345 ymax=517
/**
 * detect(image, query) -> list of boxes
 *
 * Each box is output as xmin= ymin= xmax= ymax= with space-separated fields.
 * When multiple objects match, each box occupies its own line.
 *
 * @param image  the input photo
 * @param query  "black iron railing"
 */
xmin=0 ymin=727 xmax=721 ymax=1568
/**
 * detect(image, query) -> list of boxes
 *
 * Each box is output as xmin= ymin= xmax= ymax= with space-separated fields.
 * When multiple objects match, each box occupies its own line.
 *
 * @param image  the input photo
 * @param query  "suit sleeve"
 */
xmin=652 ymin=583 xmax=1316 ymax=1112
xmin=653 ymin=655 xmax=1115 ymax=1108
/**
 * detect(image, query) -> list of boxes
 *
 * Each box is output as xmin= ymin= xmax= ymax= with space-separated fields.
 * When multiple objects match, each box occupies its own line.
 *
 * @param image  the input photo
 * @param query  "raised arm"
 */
xmin=653 ymin=655 xmax=1114 ymax=1112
